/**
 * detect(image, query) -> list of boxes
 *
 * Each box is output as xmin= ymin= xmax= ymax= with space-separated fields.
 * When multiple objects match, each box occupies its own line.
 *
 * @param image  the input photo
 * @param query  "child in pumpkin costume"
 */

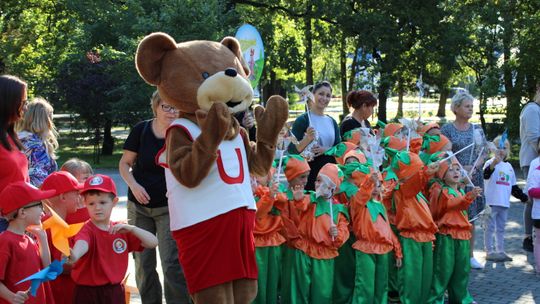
xmin=275 ymin=155 xmax=311 ymax=303
xmin=384 ymin=150 xmax=439 ymax=304
xmin=346 ymin=161 xmax=403 ymax=304
xmin=332 ymin=149 xmax=367 ymax=304
xmin=324 ymin=143 xmax=359 ymax=304
xmin=427 ymin=158 xmax=482 ymax=304
xmin=282 ymin=163 xmax=350 ymax=304
xmin=252 ymin=168 xmax=286 ymax=304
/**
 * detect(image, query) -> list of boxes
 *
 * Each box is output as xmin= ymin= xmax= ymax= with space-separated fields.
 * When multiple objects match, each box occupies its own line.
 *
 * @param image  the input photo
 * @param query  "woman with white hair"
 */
xmin=16 ymin=97 xmax=58 ymax=187
xmin=441 ymin=91 xmax=488 ymax=269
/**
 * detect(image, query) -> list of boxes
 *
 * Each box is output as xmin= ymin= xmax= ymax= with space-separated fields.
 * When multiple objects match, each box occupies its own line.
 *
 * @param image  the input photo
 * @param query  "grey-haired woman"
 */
xmin=441 ymin=91 xmax=487 ymax=270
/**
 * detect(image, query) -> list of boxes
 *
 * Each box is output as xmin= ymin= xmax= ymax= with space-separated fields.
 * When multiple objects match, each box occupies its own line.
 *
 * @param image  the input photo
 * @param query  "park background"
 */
xmin=2 ymin=1 xmax=540 ymax=302
xmin=1 ymin=0 xmax=540 ymax=170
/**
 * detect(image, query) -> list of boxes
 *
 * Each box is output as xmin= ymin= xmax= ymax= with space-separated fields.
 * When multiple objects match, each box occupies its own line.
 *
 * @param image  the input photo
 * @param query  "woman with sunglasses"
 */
xmin=119 ymin=91 xmax=190 ymax=303
xmin=0 ymin=75 xmax=29 ymax=232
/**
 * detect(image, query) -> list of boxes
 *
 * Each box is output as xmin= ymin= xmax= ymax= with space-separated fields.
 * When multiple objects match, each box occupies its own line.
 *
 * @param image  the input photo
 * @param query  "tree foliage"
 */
xmin=2 ymin=0 xmax=540 ymax=152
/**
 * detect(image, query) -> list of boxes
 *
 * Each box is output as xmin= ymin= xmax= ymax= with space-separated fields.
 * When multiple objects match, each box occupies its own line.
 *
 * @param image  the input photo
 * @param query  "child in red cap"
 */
xmin=60 ymin=158 xmax=94 ymax=225
xmin=40 ymin=171 xmax=83 ymax=304
xmin=0 ymin=181 xmax=56 ymax=304
xmin=68 ymin=174 xmax=158 ymax=304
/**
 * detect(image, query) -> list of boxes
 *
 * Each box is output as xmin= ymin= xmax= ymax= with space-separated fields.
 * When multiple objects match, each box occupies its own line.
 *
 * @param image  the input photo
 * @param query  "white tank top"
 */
xmin=157 ymin=118 xmax=255 ymax=230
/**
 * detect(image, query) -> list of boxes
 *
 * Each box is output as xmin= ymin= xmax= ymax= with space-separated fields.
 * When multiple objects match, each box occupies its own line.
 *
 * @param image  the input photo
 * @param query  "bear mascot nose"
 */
xmin=224 ymin=68 xmax=238 ymax=77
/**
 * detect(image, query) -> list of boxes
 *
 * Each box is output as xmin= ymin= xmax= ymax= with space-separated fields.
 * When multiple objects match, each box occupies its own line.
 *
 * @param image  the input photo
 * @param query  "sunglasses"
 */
xmin=23 ymin=201 xmax=43 ymax=210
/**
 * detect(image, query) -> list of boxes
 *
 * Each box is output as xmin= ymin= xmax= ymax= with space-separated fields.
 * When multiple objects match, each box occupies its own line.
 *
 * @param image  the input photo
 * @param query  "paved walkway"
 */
xmin=99 ymin=169 xmax=540 ymax=304
xmin=468 ymin=193 xmax=540 ymax=303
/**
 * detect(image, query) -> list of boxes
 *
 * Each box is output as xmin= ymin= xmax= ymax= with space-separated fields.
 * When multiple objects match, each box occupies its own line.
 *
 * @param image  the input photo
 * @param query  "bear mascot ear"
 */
xmin=220 ymin=36 xmax=250 ymax=77
xmin=136 ymin=32 xmax=178 ymax=85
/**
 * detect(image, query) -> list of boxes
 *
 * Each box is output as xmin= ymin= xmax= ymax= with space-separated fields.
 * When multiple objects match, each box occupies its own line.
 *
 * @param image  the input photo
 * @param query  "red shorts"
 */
xmin=172 ymin=207 xmax=258 ymax=294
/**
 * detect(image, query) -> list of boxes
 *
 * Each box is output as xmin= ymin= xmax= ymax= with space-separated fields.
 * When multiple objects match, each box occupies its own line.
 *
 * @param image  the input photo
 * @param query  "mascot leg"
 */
xmin=192 ymin=282 xmax=233 ymax=304
xmin=232 ymin=278 xmax=258 ymax=304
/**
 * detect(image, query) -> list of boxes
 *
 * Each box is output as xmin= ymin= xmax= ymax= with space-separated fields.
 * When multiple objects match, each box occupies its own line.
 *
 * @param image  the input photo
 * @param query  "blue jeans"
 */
xmin=127 ymin=202 xmax=190 ymax=304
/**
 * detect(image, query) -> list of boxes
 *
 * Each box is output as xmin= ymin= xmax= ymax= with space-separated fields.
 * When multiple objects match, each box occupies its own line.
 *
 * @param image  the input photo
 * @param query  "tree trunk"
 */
xmin=396 ymin=80 xmax=404 ymax=118
xmin=101 ymin=119 xmax=114 ymax=155
xmin=347 ymin=39 xmax=361 ymax=93
xmin=339 ymin=34 xmax=348 ymax=121
xmin=262 ymin=70 xmax=283 ymax=104
xmin=479 ymin=92 xmax=486 ymax=131
xmin=437 ymin=87 xmax=449 ymax=117
xmin=305 ymin=2 xmax=313 ymax=85
xmin=377 ymin=82 xmax=389 ymax=123
xmin=501 ymin=3 xmax=521 ymax=138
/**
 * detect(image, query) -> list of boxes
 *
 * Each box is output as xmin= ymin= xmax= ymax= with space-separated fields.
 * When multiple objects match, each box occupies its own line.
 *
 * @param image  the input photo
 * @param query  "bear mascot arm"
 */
xmin=136 ymin=32 xmax=288 ymax=187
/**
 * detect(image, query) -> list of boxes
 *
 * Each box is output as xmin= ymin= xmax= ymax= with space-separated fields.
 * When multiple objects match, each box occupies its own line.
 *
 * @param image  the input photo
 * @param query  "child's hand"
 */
xmin=396 ymin=258 xmax=403 ymax=268
xmin=109 ymin=223 xmax=134 ymax=234
xmin=11 ymin=290 xmax=29 ymax=304
xmin=292 ymin=185 xmax=304 ymax=201
xmin=269 ymin=182 xmax=279 ymax=198
xmin=305 ymin=127 xmax=316 ymax=142
xmin=426 ymin=162 xmax=440 ymax=175
xmin=329 ymin=225 xmax=338 ymax=238
xmin=26 ymin=224 xmax=46 ymax=240
xmin=469 ymin=186 xmax=482 ymax=198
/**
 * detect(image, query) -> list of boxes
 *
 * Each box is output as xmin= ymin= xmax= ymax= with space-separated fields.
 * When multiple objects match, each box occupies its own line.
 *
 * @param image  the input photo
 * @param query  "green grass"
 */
xmin=56 ymin=129 xmax=123 ymax=170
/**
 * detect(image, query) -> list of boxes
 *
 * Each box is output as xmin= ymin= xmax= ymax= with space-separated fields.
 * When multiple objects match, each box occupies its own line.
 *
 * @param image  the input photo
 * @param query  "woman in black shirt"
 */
xmin=119 ymin=91 xmax=189 ymax=303
xmin=340 ymin=90 xmax=378 ymax=138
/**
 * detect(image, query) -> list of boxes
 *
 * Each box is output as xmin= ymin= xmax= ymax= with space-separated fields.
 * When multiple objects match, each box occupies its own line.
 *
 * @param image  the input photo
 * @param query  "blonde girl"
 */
xmin=16 ymin=97 xmax=58 ymax=186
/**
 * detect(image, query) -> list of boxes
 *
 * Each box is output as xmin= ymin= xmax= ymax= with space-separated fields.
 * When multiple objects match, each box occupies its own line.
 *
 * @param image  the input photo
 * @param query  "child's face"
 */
xmin=63 ymin=190 xmax=81 ymax=214
xmin=289 ymin=171 xmax=310 ymax=189
xmin=84 ymin=192 xmax=118 ymax=224
xmin=495 ymin=140 xmax=510 ymax=158
xmin=314 ymin=175 xmax=335 ymax=199
xmin=443 ymin=164 xmax=461 ymax=185
xmin=73 ymin=170 xmax=91 ymax=184
xmin=371 ymin=179 xmax=382 ymax=198
xmin=21 ymin=201 xmax=45 ymax=225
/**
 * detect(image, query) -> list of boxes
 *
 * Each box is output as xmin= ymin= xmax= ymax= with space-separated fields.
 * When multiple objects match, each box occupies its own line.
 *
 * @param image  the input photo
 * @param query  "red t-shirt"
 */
xmin=44 ymin=215 xmax=76 ymax=304
xmin=0 ymin=136 xmax=29 ymax=192
xmin=0 ymin=231 xmax=46 ymax=304
xmin=65 ymin=208 xmax=90 ymax=225
xmin=71 ymin=221 xmax=144 ymax=286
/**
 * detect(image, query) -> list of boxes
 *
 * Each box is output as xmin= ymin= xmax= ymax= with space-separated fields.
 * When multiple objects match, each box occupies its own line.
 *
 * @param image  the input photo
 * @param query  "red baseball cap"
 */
xmin=41 ymin=171 xmax=83 ymax=194
xmin=80 ymin=174 xmax=117 ymax=196
xmin=0 ymin=181 xmax=57 ymax=216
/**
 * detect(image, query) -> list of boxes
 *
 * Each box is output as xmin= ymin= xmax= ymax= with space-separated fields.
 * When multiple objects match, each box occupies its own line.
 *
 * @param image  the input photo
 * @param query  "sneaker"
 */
xmin=470 ymin=257 xmax=484 ymax=269
xmin=486 ymin=252 xmax=503 ymax=261
xmin=499 ymin=252 xmax=513 ymax=262
xmin=523 ymin=236 xmax=534 ymax=252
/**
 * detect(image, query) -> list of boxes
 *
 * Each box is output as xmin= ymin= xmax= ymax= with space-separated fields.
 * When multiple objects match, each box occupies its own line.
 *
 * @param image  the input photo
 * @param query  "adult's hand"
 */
xmin=131 ymin=182 xmax=150 ymax=204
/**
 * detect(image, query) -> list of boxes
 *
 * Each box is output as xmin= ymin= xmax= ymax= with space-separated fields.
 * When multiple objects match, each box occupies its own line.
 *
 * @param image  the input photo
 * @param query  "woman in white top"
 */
xmin=288 ymin=81 xmax=341 ymax=190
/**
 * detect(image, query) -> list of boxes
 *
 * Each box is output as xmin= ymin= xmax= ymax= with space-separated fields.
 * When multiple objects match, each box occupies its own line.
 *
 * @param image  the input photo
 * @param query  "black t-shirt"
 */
xmin=123 ymin=119 xmax=168 ymax=208
xmin=339 ymin=116 xmax=371 ymax=139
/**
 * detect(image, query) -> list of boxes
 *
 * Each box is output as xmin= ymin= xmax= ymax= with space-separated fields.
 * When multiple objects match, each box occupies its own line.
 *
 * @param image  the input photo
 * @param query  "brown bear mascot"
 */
xmin=135 ymin=32 xmax=288 ymax=304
